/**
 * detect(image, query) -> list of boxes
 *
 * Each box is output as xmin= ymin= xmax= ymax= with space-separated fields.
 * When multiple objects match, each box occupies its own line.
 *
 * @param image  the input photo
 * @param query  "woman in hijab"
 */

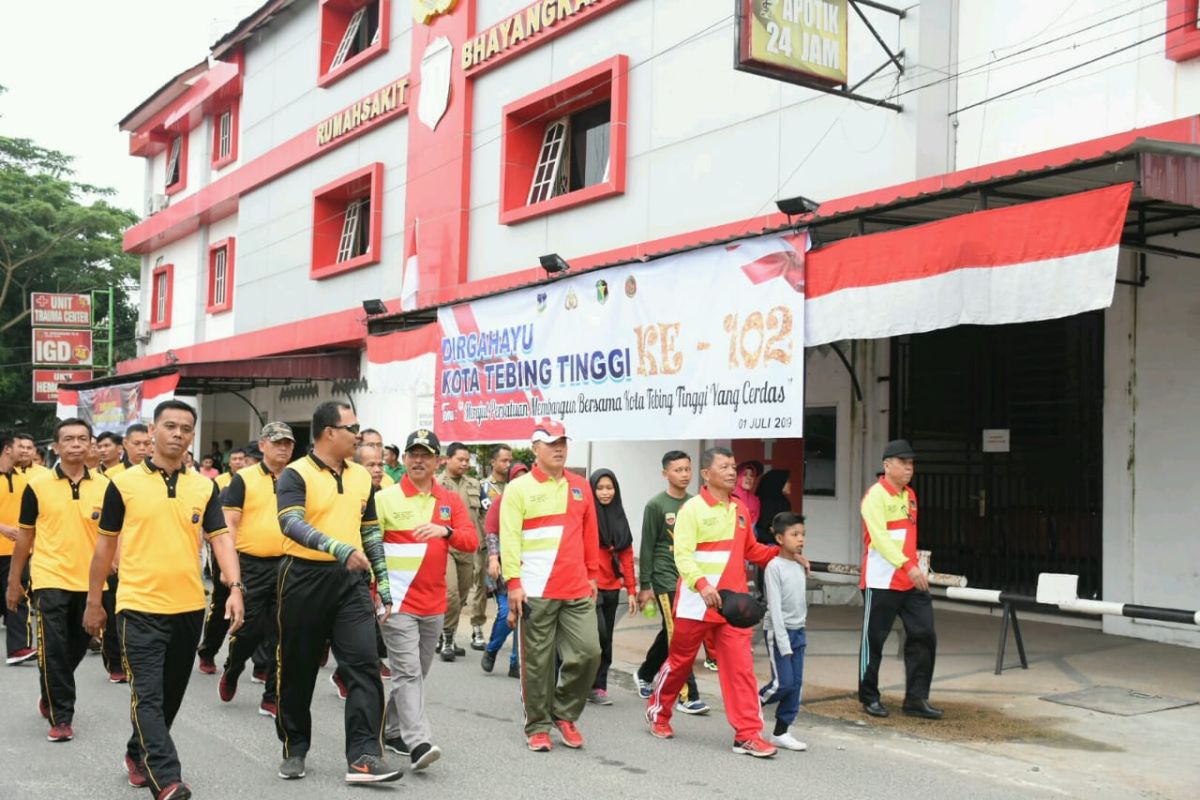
xmin=588 ymin=468 xmax=637 ymax=705
xmin=733 ymin=460 xmax=764 ymax=528
xmin=755 ymin=468 xmax=793 ymax=545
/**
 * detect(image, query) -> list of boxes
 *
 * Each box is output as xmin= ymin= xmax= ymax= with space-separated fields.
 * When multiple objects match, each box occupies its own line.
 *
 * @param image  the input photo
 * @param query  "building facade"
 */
xmin=104 ymin=0 xmax=1200 ymax=647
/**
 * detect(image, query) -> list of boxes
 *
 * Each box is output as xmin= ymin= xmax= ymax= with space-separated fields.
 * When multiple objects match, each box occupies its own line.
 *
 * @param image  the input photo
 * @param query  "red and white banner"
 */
xmin=804 ymin=183 xmax=1133 ymax=345
xmin=56 ymin=374 xmax=179 ymax=432
xmin=32 ymin=328 xmax=93 ymax=366
xmin=32 ymin=369 xmax=93 ymax=404
xmin=31 ymin=292 xmax=92 ymax=328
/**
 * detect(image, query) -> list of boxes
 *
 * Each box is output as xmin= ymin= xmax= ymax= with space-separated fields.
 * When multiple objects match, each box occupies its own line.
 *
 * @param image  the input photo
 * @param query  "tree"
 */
xmin=0 ymin=85 xmax=140 ymax=432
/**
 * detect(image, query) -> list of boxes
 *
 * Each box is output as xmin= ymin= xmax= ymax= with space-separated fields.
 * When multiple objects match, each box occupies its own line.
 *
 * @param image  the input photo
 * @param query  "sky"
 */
xmin=0 ymin=0 xmax=263 ymax=214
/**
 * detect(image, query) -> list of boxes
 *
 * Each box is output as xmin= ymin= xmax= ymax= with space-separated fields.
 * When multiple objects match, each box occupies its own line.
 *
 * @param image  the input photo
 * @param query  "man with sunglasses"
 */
xmin=274 ymin=401 xmax=399 ymax=784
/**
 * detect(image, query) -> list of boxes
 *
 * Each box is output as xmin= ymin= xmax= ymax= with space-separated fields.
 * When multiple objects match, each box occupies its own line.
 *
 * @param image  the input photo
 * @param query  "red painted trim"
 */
xmin=318 ymin=0 xmax=391 ymax=88
xmin=365 ymin=322 xmax=439 ymax=363
xmin=1167 ymin=1 xmax=1200 ymax=62
xmin=206 ymin=238 xmax=236 ymax=314
xmin=129 ymin=59 xmax=242 ymax=158
xmin=149 ymin=263 xmax=174 ymax=330
xmin=311 ymin=162 xmax=384 ymax=280
xmin=461 ymin=0 xmax=631 ymax=79
xmin=211 ymin=99 xmax=240 ymax=170
xmin=499 ymin=55 xmax=628 ymax=225
xmin=164 ymin=132 xmax=189 ymax=196
xmin=124 ymin=75 xmax=409 ymax=254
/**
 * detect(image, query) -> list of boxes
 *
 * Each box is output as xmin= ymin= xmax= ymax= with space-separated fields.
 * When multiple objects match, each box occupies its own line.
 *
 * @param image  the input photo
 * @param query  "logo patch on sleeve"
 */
xmin=192 ymin=513 xmax=201 ymax=524
xmin=439 ymin=505 xmax=451 ymax=521
xmin=571 ymin=488 xmax=583 ymax=501
xmin=91 ymin=511 xmax=101 ymax=520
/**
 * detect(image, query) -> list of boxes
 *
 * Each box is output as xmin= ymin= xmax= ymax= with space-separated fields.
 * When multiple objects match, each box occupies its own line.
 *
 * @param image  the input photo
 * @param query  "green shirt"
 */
xmin=383 ymin=464 xmax=405 ymax=483
xmin=638 ymin=491 xmax=690 ymax=594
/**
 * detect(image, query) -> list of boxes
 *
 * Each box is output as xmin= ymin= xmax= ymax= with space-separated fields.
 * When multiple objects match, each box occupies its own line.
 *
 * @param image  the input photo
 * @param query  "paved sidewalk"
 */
xmin=605 ymin=602 xmax=1200 ymax=800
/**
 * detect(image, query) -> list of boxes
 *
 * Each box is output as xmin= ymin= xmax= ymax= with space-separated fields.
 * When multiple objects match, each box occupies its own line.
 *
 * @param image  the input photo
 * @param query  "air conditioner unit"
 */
xmin=135 ymin=326 xmax=152 ymax=344
xmin=147 ymin=194 xmax=169 ymax=215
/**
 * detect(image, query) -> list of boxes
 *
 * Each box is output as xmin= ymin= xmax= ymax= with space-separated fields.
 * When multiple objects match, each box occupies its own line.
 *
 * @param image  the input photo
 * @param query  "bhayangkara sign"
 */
xmin=435 ymin=233 xmax=807 ymax=442
xmin=735 ymin=0 xmax=848 ymax=88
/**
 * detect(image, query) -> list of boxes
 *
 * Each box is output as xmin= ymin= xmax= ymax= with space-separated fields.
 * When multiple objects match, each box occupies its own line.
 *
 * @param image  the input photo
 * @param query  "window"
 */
xmin=802 ymin=406 xmax=837 ymax=497
xmin=1167 ymin=1 xmax=1200 ymax=61
xmin=149 ymin=263 xmax=174 ymax=330
xmin=500 ymin=55 xmax=628 ymax=225
xmin=207 ymin=238 xmax=235 ymax=314
xmin=211 ymin=101 xmax=239 ymax=169
xmin=311 ymin=162 xmax=383 ymax=279
xmin=318 ymin=0 xmax=390 ymax=88
xmin=164 ymin=134 xmax=187 ymax=195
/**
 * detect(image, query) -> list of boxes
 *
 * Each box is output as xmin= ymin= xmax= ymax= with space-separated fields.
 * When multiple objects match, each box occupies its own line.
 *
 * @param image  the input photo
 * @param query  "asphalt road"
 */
xmin=0 ymin=638 xmax=1059 ymax=799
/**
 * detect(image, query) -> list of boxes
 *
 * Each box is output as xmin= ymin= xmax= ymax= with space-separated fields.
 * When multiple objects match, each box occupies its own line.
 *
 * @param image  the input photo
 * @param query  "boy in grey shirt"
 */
xmin=758 ymin=512 xmax=808 ymax=752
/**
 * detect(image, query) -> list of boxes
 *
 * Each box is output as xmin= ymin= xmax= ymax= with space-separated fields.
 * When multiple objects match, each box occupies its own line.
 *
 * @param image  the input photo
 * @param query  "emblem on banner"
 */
xmin=595 ymin=279 xmax=609 ymax=304
xmin=624 ymin=275 xmax=638 ymax=298
xmin=439 ymin=505 xmax=451 ymax=521
xmin=571 ymin=488 xmax=583 ymax=501
xmin=412 ymin=0 xmax=458 ymax=24
xmin=565 ymin=289 xmax=578 ymax=310
xmin=536 ymin=292 xmax=547 ymax=313
xmin=418 ymin=36 xmax=453 ymax=131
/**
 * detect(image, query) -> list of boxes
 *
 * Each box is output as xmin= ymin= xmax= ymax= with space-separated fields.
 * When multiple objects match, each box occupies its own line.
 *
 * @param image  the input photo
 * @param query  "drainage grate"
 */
xmin=1041 ymin=685 xmax=1198 ymax=716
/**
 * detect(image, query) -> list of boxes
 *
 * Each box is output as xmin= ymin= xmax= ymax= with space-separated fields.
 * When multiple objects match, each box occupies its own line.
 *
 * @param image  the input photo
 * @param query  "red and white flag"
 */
xmin=804 ymin=183 xmax=1133 ymax=345
xmin=401 ymin=219 xmax=420 ymax=312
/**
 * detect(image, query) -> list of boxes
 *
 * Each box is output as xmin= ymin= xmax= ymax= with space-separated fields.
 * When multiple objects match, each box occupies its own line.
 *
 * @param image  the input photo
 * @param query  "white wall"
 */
xmin=1103 ymin=237 xmax=1200 ymax=648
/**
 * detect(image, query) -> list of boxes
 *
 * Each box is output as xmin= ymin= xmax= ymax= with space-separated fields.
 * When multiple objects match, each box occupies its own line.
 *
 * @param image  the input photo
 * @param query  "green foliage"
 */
xmin=0 ymin=91 xmax=140 ymax=431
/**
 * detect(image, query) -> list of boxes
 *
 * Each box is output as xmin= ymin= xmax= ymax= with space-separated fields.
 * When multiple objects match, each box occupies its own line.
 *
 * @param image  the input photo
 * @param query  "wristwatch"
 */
xmin=229 ymin=581 xmax=246 ymax=592
xmin=443 ymin=526 xmax=453 ymax=539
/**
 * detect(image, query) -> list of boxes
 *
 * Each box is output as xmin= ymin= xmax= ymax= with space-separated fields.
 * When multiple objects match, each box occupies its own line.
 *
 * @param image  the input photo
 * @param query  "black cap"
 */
xmin=882 ymin=439 xmax=916 ymax=460
xmin=244 ymin=442 xmax=263 ymax=461
xmin=717 ymin=590 xmax=765 ymax=629
xmin=404 ymin=428 xmax=440 ymax=455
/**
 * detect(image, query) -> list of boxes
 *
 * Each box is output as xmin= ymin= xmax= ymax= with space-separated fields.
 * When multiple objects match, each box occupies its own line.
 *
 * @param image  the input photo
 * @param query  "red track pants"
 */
xmin=647 ymin=618 xmax=763 ymax=741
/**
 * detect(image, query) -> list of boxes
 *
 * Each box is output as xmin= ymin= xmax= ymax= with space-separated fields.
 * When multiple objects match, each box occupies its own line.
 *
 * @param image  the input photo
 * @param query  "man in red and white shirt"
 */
xmin=500 ymin=421 xmax=602 ymax=752
xmin=376 ymin=429 xmax=478 ymax=771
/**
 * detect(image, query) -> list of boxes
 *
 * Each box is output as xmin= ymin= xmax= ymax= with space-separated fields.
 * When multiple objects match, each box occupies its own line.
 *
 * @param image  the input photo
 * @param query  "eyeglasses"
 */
xmin=330 ymin=424 xmax=361 ymax=435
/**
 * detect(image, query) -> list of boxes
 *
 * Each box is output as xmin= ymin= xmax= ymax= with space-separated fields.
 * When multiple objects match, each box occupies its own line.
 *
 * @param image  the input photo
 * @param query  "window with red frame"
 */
xmin=1166 ymin=1 xmax=1200 ymax=61
xmin=164 ymin=133 xmax=187 ymax=194
xmin=319 ymin=0 xmax=390 ymax=87
xmin=207 ymin=239 xmax=235 ymax=314
xmin=150 ymin=263 xmax=174 ymax=330
xmin=500 ymin=55 xmax=628 ymax=225
xmin=311 ymin=163 xmax=383 ymax=279
xmin=212 ymin=101 xmax=239 ymax=168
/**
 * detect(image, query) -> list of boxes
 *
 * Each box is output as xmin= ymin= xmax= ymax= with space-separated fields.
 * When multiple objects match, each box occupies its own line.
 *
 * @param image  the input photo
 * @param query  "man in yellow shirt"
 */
xmin=217 ymin=422 xmax=294 ymax=718
xmin=84 ymin=400 xmax=245 ymax=800
xmin=0 ymin=434 xmax=36 ymax=665
xmin=274 ymin=402 xmax=399 ymax=784
xmin=7 ymin=418 xmax=109 ymax=742
xmin=96 ymin=432 xmax=124 ymax=474
xmin=13 ymin=432 xmax=52 ymax=481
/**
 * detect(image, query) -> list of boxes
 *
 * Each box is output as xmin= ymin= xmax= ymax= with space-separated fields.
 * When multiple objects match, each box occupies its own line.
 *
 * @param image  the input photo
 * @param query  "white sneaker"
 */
xmin=770 ymin=732 xmax=808 ymax=751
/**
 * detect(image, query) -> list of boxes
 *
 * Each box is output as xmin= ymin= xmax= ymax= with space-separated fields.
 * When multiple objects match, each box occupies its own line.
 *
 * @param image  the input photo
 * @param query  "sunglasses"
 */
xmin=331 ymin=423 xmax=361 ymax=435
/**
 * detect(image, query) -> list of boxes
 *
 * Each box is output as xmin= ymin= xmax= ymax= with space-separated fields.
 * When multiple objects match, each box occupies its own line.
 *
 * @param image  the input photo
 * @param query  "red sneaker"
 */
xmin=649 ymin=719 xmax=674 ymax=739
xmin=553 ymin=719 xmax=584 ymax=749
xmin=6 ymin=647 xmax=37 ymax=666
xmin=125 ymin=755 xmax=148 ymax=788
xmin=47 ymin=723 xmax=73 ymax=742
xmin=109 ymin=671 xmax=128 ymax=684
xmin=218 ymin=671 xmax=237 ymax=702
xmin=258 ymin=701 xmax=278 ymax=718
xmin=251 ymin=668 xmax=268 ymax=684
xmin=330 ymin=672 xmax=348 ymax=700
xmin=197 ymin=656 xmax=217 ymax=675
xmin=38 ymin=697 xmax=49 ymax=720
xmin=526 ymin=732 xmax=553 ymax=752
xmin=732 ymin=736 xmax=777 ymax=758
xmin=156 ymin=782 xmax=192 ymax=800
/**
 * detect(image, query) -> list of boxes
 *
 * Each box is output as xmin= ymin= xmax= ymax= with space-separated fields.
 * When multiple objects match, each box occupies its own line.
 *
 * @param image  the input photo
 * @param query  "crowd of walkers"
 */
xmin=1 ymin=400 xmax=940 ymax=798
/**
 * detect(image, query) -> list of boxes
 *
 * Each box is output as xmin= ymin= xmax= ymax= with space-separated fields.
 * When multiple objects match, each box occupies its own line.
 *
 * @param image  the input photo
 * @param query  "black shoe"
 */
xmin=863 ymin=700 xmax=889 ymax=718
xmin=439 ymin=634 xmax=456 ymax=662
xmin=508 ymin=661 xmax=520 ymax=678
xmin=410 ymin=742 xmax=441 ymax=772
xmin=384 ymin=736 xmax=409 ymax=756
xmin=453 ymin=642 xmax=466 ymax=657
xmin=470 ymin=626 xmax=486 ymax=651
xmin=345 ymin=754 xmax=402 ymax=783
xmin=278 ymin=756 xmax=306 ymax=780
xmin=902 ymin=699 xmax=944 ymax=720
xmin=481 ymin=649 xmax=497 ymax=673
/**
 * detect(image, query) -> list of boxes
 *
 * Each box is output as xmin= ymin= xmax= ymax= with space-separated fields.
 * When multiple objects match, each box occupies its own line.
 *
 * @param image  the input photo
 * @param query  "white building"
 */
xmin=84 ymin=0 xmax=1200 ymax=647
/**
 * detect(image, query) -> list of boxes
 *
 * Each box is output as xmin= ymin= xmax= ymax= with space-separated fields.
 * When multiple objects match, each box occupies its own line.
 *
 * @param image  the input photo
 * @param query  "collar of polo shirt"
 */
xmin=400 ymin=473 xmax=434 ymax=497
xmin=143 ymin=457 xmax=186 ymax=477
xmin=530 ymin=463 xmax=564 ymax=483
xmin=54 ymin=463 xmax=92 ymax=482
xmin=699 ymin=485 xmax=731 ymax=507
xmin=308 ymin=452 xmax=349 ymax=473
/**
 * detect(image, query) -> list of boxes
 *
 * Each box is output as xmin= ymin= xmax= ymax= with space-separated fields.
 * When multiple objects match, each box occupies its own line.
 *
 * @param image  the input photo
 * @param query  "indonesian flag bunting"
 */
xmin=56 ymin=373 xmax=180 ymax=432
xmin=401 ymin=219 xmax=420 ymax=312
xmin=804 ymin=182 xmax=1134 ymax=345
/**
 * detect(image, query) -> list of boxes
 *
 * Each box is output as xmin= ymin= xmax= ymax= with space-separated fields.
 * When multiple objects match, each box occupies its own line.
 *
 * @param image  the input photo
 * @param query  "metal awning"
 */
xmin=368 ymin=131 xmax=1200 ymax=335
xmin=60 ymin=351 xmax=360 ymax=394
